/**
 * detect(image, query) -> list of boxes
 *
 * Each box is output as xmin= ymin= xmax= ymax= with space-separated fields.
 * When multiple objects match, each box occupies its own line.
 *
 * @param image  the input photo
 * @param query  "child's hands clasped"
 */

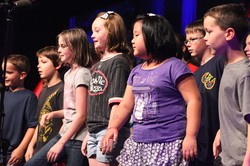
xmin=100 ymin=127 xmax=118 ymax=154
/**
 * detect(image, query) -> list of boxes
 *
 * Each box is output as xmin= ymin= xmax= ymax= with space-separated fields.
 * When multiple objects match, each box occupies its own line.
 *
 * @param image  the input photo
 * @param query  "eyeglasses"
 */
xmin=184 ymin=37 xmax=204 ymax=46
xmin=100 ymin=11 xmax=115 ymax=19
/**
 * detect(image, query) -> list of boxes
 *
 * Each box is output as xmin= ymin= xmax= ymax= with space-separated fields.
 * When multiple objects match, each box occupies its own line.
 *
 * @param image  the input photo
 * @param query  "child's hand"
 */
xmin=47 ymin=141 xmax=64 ymax=162
xmin=81 ymin=134 xmax=89 ymax=156
xmin=213 ymin=130 xmax=221 ymax=159
xmin=100 ymin=127 xmax=118 ymax=154
xmin=8 ymin=147 xmax=24 ymax=165
xmin=40 ymin=113 xmax=53 ymax=127
xmin=25 ymin=145 xmax=34 ymax=161
xmin=182 ymin=135 xmax=197 ymax=161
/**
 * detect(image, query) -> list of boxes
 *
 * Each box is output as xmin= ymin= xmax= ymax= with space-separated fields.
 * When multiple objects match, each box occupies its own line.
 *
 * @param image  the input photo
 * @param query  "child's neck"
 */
xmin=9 ymin=86 xmax=25 ymax=92
xmin=225 ymin=40 xmax=246 ymax=64
xmin=101 ymin=51 xmax=120 ymax=60
xmin=200 ymin=49 xmax=214 ymax=66
xmin=226 ymin=44 xmax=246 ymax=64
xmin=226 ymin=50 xmax=246 ymax=64
xmin=142 ymin=59 xmax=168 ymax=69
xmin=46 ymin=75 xmax=62 ymax=88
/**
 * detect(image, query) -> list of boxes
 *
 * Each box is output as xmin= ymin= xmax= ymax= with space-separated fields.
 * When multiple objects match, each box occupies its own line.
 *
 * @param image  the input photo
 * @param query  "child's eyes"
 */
xmin=59 ymin=44 xmax=67 ymax=48
xmin=38 ymin=60 xmax=48 ymax=64
xmin=205 ymin=29 xmax=212 ymax=34
xmin=133 ymin=34 xmax=139 ymax=37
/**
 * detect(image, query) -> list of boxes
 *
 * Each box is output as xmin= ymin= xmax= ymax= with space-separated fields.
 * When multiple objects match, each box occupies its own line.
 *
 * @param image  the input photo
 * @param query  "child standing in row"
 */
xmin=0 ymin=54 xmax=38 ymax=166
xmin=25 ymin=28 xmax=91 ymax=166
xmin=101 ymin=13 xmax=201 ymax=165
xmin=185 ymin=19 xmax=225 ymax=166
xmin=81 ymin=11 xmax=132 ymax=166
xmin=25 ymin=46 xmax=64 ymax=161
xmin=203 ymin=3 xmax=250 ymax=165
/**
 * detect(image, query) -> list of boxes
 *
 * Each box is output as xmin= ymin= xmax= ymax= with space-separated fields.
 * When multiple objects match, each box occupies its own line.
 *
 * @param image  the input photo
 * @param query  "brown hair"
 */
xmin=3 ymin=54 xmax=30 ymax=74
xmin=185 ymin=19 xmax=205 ymax=36
xmin=36 ymin=46 xmax=61 ymax=68
xmin=57 ymin=28 xmax=92 ymax=68
xmin=204 ymin=3 xmax=249 ymax=42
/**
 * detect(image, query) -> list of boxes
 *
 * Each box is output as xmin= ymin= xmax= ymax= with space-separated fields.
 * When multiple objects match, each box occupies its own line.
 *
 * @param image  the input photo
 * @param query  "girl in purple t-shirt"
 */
xmin=101 ymin=13 xmax=201 ymax=166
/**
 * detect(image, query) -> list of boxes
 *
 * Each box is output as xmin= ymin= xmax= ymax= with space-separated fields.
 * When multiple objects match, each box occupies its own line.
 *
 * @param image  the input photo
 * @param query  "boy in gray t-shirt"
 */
xmin=204 ymin=3 xmax=250 ymax=165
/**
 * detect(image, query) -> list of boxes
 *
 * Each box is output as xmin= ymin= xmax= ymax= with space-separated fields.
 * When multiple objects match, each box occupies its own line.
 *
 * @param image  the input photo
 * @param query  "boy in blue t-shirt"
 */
xmin=0 ymin=54 xmax=37 ymax=165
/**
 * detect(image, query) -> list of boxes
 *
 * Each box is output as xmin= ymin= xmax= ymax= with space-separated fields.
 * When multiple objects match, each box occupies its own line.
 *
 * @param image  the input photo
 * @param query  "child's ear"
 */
xmin=20 ymin=72 xmax=27 ymax=80
xmin=55 ymin=64 xmax=62 ymax=70
xmin=225 ymin=28 xmax=235 ymax=41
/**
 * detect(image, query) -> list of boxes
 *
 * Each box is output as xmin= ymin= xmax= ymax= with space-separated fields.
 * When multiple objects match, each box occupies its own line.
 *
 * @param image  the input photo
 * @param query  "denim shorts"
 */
xmin=87 ymin=127 xmax=130 ymax=164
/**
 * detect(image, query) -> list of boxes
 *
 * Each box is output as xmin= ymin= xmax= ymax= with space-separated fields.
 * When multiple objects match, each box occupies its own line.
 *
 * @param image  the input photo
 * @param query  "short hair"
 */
xmin=36 ymin=46 xmax=61 ymax=68
xmin=204 ymin=3 xmax=249 ymax=42
xmin=96 ymin=11 xmax=132 ymax=56
xmin=57 ymin=28 xmax=92 ymax=68
xmin=3 ymin=54 xmax=30 ymax=74
xmin=185 ymin=19 xmax=205 ymax=36
xmin=133 ymin=13 xmax=177 ymax=63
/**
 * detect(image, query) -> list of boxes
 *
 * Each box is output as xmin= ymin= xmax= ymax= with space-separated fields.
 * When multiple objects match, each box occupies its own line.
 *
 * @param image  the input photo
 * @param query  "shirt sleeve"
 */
xmin=26 ymin=92 xmax=38 ymax=128
xmin=240 ymin=74 xmax=250 ymax=123
xmin=75 ymin=68 xmax=91 ymax=88
xmin=108 ymin=58 xmax=130 ymax=103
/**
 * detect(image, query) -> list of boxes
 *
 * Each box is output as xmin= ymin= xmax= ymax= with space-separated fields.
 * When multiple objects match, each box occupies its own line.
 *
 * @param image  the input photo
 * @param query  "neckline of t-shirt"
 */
xmin=100 ymin=53 xmax=122 ymax=62
xmin=140 ymin=57 xmax=174 ymax=71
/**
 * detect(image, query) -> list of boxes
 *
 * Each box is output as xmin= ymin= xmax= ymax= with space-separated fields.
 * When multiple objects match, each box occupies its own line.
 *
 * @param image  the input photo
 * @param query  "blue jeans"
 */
xmin=24 ymin=134 xmax=88 ymax=166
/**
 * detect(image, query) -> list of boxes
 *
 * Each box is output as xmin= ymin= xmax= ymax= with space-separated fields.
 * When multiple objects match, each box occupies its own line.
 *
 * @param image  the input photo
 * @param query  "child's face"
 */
xmin=91 ymin=17 xmax=108 ymax=53
xmin=2 ymin=62 xmax=24 ymax=88
xmin=131 ymin=21 xmax=147 ymax=60
xmin=203 ymin=16 xmax=227 ymax=55
xmin=244 ymin=34 xmax=250 ymax=59
xmin=58 ymin=37 xmax=72 ymax=64
xmin=37 ymin=55 xmax=57 ymax=80
xmin=185 ymin=32 xmax=206 ymax=57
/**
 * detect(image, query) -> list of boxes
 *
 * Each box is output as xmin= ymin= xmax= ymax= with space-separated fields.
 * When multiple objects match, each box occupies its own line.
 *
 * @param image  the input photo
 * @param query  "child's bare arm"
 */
xmin=8 ymin=127 xmax=35 ymax=165
xmin=25 ymin=126 xmax=38 ymax=161
xmin=243 ymin=123 xmax=250 ymax=166
xmin=47 ymin=86 xmax=87 ymax=162
xmin=178 ymin=75 xmax=201 ymax=161
xmin=213 ymin=129 xmax=221 ymax=159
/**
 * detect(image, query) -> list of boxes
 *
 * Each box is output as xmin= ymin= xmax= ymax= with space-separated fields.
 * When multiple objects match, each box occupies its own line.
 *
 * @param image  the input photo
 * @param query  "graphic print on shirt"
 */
xmin=89 ymin=70 xmax=108 ymax=96
xmin=38 ymin=89 xmax=59 ymax=143
xmin=201 ymin=72 xmax=216 ymax=90
xmin=133 ymin=86 xmax=158 ymax=122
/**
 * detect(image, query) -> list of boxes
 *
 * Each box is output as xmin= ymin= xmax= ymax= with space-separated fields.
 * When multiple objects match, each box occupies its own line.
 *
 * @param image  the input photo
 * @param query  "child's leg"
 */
xmin=25 ymin=135 xmax=60 ymax=166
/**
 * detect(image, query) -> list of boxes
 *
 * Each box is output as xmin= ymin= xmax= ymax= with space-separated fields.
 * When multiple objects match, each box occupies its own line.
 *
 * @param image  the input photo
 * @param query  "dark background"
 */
xmin=0 ymin=0 xmax=249 ymax=90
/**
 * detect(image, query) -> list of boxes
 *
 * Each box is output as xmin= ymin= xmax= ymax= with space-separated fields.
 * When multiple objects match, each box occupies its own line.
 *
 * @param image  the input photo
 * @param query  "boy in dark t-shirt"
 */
xmin=185 ymin=19 xmax=225 ymax=166
xmin=0 ymin=54 xmax=38 ymax=166
xmin=25 ymin=46 xmax=64 ymax=161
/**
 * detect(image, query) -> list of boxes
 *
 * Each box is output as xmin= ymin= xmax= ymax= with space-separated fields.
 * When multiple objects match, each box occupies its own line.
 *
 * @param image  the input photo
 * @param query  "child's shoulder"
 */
xmin=74 ymin=67 xmax=91 ymax=79
xmin=112 ymin=53 xmax=129 ymax=62
xmin=8 ymin=88 xmax=37 ymax=100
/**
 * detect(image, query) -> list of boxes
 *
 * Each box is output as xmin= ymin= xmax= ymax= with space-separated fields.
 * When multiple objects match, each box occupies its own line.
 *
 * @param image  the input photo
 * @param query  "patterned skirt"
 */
xmin=117 ymin=136 xmax=188 ymax=166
